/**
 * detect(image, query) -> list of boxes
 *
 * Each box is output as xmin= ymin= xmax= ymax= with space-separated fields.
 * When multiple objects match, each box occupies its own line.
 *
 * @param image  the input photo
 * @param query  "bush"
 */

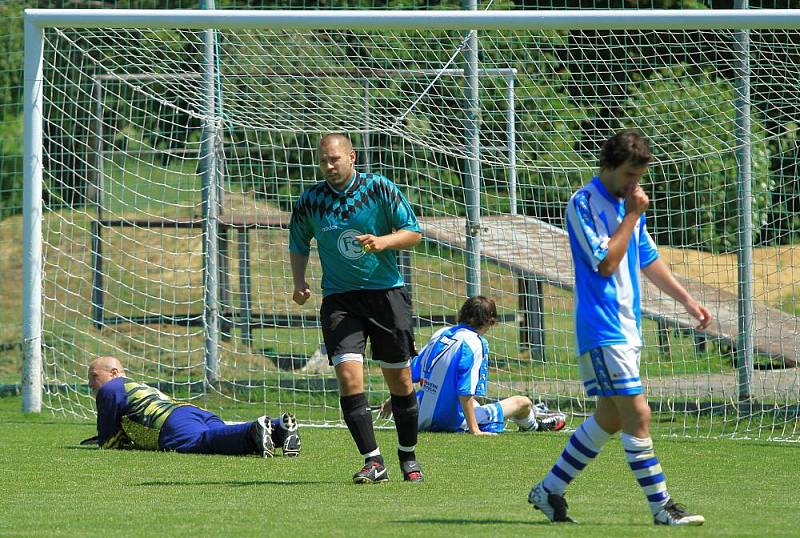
xmin=0 ymin=114 xmax=23 ymax=219
xmin=762 ymin=124 xmax=800 ymax=245
xmin=625 ymin=66 xmax=771 ymax=253
xmin=0 ymin=1 xmax=24 ymax=220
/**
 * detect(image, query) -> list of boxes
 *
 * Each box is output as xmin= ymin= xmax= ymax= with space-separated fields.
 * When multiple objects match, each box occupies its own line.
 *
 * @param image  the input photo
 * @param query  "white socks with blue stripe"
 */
xmin=539 ymin=414 xmax=672 ymax=517
xmin=541 ymin=416 xmax=610 ymax=494
xmin=621 ymin=433 xmax=670 ymax=515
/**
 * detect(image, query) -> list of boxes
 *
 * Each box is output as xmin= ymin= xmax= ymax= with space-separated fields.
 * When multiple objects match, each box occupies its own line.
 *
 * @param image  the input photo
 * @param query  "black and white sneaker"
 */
xmin=537 ymin=414 xmax=567 ymax=432
xmin=654 ymin=500 xmax=705 ymax=526
xmin=400 ymin=460 xmax=424 ymax=483
xmin=353 ymin=460 xmax=389 ymax=484
xmin=251 ymin=416 xmax=275 ymax=458
xmin=271 ymin=413 xmax=301 ymax=457
xmin=528 ymin=482 xmax=575 ymax=523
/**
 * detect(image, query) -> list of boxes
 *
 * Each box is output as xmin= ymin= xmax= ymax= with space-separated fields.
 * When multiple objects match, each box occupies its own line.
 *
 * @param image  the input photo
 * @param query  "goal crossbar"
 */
xmin=23 ymin=8 xmax=800 ymax=32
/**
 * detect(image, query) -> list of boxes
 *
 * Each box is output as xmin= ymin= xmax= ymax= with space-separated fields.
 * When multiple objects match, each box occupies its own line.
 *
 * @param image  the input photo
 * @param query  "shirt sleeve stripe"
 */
xmin=567 ymin=193 xmax=608 ymax=271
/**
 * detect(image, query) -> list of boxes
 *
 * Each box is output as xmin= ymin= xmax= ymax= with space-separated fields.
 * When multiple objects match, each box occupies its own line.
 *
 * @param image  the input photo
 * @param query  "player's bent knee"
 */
xmin=620 ymin=407 xmax=651 ymax=435
xmin=504 ymin=395 xmax=531 ymax=415
xmin=334 ymin=356 xmax=365 ymax=394
xmin=637 ymin=404 xmax=652 ymax=425
xmin=627 ymin=396 xmax=652 ymax=423
xmin=511 ymin=395 xmax=532 ymax=409
xmin=381 ymin=365 xmax=413 ymax=394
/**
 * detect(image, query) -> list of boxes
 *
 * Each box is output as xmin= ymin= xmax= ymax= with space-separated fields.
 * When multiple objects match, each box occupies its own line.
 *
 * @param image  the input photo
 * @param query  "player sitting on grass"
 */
xmin=528 ymin=130 xmax=712 ymax=526
xmin=87 ymin=356 xmax=300 ymax=457
xmin=380 ymin=296 xmax=566 ymax=435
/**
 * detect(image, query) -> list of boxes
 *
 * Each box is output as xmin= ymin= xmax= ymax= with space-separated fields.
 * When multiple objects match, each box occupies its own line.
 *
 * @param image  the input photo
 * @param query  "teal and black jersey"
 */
xmin=289 ymin=172 xmax=420 ymax=296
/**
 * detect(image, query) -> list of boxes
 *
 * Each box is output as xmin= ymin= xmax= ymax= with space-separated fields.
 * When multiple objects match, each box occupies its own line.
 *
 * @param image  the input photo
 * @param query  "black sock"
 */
xmin=391 ymin=392 xmax=418 ymax=463
xmin=340 ymin=393 xmax=380 ymax=460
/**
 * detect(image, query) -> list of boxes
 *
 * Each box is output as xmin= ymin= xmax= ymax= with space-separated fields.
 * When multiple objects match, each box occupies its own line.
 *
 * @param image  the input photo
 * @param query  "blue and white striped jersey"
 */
xmin=411 ymin=324 xmax=489 ymax=432
xmin=565 ymin=177 xmax=659 ymax=355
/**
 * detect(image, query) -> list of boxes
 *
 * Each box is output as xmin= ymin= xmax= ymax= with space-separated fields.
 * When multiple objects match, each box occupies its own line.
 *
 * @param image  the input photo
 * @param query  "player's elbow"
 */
xmin=597 ymin=262 xmax=615 ymax=278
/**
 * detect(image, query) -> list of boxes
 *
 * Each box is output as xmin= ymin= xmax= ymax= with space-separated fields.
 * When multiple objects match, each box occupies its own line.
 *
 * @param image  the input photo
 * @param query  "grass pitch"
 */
xmin=0 ymin=396 xmax=796 ymax=537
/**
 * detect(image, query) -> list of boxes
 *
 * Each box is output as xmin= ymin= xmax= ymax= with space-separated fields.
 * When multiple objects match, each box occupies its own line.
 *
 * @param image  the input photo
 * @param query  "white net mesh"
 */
xmin=34 ymin=16 xmax=800 ymax=439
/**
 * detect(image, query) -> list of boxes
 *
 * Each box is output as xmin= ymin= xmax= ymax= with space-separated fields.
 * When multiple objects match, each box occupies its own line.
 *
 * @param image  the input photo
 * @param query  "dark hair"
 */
xmin=458 ymin=296 xmax=497 ymax=330
xmin=598 ymin=129 xmax=653 ymax=169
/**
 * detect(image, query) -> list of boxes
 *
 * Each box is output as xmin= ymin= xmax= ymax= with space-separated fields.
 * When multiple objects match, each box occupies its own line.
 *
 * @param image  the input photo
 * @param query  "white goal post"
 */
xmin=21 ymin=8 xmax=800 ymax=31
xmin=22 ymin=8 xmax=800 ymax=441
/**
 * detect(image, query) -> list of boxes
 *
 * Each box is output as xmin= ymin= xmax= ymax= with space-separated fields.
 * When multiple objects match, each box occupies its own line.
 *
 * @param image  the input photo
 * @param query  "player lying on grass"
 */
xmin=528 ymin=130 xmax=712 ymax=526
xmin=380 ymin=296 xmax=567 ymax=435
xmin=86 ymin=356 xmax=300 ymax=457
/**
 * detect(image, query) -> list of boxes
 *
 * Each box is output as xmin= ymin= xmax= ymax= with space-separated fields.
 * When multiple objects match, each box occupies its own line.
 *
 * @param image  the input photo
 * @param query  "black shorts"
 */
xmin=320 ymin=287 xmax=416 ymax=368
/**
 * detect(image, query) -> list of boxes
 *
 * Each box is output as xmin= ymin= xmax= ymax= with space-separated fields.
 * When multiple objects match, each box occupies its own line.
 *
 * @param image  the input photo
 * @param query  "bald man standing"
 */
xmin=289 ymin=133 xmax=424 ymax=483
xmin=87 ymin=356 xmax=300 ymax=457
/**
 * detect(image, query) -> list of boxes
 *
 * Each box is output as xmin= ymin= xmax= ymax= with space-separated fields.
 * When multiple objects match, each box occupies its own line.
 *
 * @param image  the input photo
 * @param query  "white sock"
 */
xmin=362 ymin=448 xmax=381 ymax=459
xmin=512 ymin=409 xmax=538 ymax=431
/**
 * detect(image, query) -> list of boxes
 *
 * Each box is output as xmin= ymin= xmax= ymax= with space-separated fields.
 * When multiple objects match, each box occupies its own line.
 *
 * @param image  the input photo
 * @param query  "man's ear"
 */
xmin=110 ymin=367 xmax=120 ymax=378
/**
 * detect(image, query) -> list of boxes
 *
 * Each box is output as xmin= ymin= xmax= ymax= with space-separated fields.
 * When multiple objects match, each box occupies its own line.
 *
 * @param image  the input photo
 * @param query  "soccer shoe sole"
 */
xmin=654 ymin=514 xmax=705 ymax=526
xmin=282 ymin=434 xmax=301 ymax=458
xmin=352 ymin=475 xmax=389 ymax=485
xmin=255 ymin=416 xmax=275 ymax=458
xmin=279 ymin=413 xmax=301 ymax=457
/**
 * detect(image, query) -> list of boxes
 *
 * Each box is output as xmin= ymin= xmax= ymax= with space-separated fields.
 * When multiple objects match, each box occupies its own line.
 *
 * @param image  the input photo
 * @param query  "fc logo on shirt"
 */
xmin=337 ymin=229 xmax=366 ymax=260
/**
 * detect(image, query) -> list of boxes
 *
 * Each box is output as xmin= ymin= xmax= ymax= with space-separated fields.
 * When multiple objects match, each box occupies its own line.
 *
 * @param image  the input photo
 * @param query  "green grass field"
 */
xmin=1 ymin=395 xmax=797 ymax=538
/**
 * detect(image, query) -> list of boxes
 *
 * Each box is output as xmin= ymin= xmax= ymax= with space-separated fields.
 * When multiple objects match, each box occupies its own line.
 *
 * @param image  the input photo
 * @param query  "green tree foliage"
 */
xmin=0 ymin=1 xmax=25 ymax=218
xmin=627 ymin=67 xmax=771 ymax=253
xmin=0 ymin=2 xmax=24 ymax=114
xmin=1 ymin=0 xmax=798 ymax=254
xmin=0 ymin=114 xmax=23 ymax=219
xmin=763 ymin=124 xmax=800 ymax=244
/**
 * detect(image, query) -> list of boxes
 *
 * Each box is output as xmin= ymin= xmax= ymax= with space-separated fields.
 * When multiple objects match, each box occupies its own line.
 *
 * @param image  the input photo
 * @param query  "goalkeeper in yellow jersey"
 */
xmin=87 ymin=356 xmax=300 ymax=457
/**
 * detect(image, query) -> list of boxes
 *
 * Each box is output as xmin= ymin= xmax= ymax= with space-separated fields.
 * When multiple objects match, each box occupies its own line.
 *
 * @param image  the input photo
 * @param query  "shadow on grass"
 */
xmin=392 ymin=518 xmax=550 ymax=527
xmin=659 ymin=437 xmax=800 ymax=449
xmin=138 ymin=480 xmax=335 ymax=487
xmin=4 ymin=419 xmax=88 ymax=426
xmin=394 ymin=518 xmax=652 ymax=527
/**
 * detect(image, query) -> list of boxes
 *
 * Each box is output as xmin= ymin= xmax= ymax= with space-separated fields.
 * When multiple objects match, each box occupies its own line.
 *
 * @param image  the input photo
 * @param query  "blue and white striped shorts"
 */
xmin=578 ymin=345 xmax=643 ymax=397
xmin=470 ymin=401 xmax=505 ymax=433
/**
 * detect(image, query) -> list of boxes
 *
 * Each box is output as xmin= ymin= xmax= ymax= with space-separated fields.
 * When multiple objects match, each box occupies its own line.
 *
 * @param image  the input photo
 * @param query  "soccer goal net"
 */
xmin=22 ymin=9 xmax=800 ymax=440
